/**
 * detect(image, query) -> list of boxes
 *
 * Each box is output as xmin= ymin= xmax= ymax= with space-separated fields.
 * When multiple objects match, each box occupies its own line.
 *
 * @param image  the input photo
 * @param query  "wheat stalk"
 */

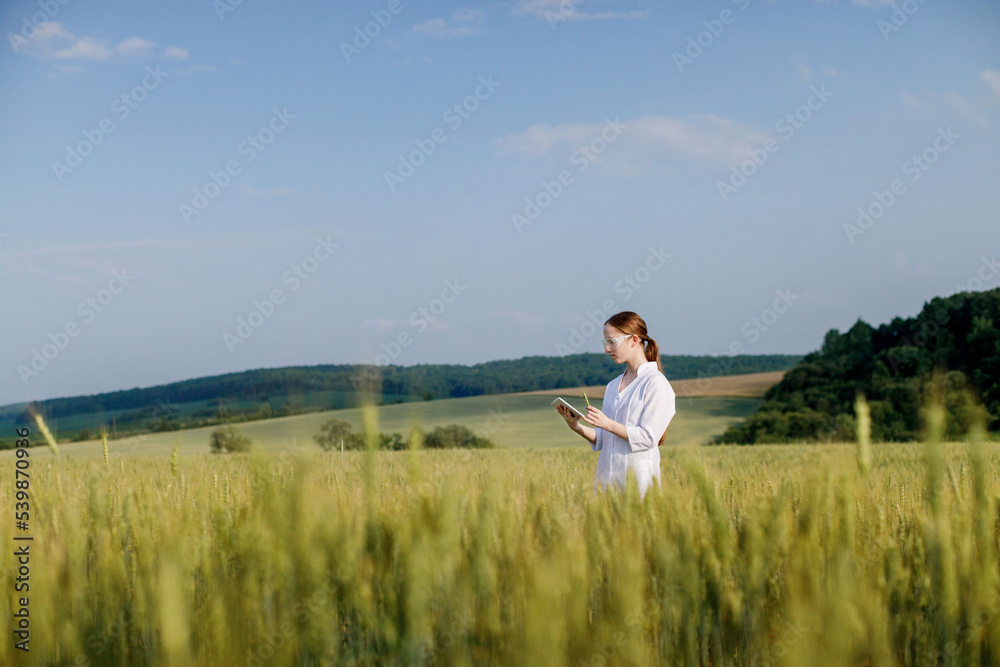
xmin=854 ymin=394 xmax=871 ymax=476
xmin=31 ymin=412 xmax=60 ymax=456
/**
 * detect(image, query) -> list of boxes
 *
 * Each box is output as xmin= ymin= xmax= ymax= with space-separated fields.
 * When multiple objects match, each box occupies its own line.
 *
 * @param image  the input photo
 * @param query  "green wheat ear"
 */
xmin=581 ymin=387 xmax=591 ymax=408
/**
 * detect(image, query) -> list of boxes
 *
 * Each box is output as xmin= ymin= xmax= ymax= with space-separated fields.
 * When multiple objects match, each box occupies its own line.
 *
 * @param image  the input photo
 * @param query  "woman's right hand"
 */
xmin=556 ymin=404 xmax=580 ymax=429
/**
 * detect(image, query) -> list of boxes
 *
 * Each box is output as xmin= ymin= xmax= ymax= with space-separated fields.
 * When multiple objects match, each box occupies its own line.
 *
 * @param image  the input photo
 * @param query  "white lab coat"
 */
xmin=592 ymin=361 xmax=675 ymax=497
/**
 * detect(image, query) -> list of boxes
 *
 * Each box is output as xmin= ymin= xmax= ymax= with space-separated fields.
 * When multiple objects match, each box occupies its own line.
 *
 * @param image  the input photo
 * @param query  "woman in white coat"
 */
xmin=556 ymin=311 xmax=675 ymax=498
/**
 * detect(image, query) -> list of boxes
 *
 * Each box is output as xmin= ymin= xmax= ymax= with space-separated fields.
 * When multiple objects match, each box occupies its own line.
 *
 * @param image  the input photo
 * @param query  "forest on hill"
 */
xmin=717 ymin=288 xmax=1000 ymax=444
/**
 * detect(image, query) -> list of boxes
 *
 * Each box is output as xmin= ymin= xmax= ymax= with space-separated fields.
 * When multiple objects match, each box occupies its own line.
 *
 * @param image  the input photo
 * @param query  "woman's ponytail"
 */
xmin=644 ymin=336 xmax=661 ymax=373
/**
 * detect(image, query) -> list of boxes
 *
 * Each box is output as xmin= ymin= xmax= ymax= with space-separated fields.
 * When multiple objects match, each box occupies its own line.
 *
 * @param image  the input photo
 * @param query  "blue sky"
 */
xmin=1 ymin=0 xmax=998 ymax=407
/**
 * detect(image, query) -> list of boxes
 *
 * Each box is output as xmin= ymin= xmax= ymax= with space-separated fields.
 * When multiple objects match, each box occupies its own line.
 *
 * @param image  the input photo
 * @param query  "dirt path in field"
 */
xmin=518 ymin=370 xmax=786 ymax=399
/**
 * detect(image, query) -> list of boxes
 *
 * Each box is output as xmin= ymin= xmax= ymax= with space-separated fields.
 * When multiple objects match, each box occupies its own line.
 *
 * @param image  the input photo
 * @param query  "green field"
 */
xmin=9 ymin=392 xmax=999 ymax=665
xmin=4 ymin=431 xmax=1000 ymax=665
xmin=10 ymin=394 xmax=763 ymax=459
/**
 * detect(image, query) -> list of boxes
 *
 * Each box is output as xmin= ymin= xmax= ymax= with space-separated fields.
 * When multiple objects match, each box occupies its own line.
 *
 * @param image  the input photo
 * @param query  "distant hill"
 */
xmin=0 ymin=353 xmax=800 ymax=442
xmin=716 ymin=288 xmax=1000 ymax=444
xmin=521 ymin=371 xmax=787 ymax=399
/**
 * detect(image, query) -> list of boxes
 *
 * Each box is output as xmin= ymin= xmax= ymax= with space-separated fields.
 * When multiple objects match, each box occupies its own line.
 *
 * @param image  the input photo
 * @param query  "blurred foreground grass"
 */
xmin=4 ymin=436 xmax=1000 ymax=666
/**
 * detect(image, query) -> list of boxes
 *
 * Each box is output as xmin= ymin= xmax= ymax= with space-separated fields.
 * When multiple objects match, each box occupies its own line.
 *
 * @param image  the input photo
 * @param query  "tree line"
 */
xmin=716 ymin=288 xmax=1000 ymax=444
xmin=2 ymin=353 xmax=801 ymax=440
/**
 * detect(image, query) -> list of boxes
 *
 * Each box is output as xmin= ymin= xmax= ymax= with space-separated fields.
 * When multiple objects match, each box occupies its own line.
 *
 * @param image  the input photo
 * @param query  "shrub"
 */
xmin=314 ymin=418 xmax=363 ymax=451
xmin=313 ymin=421 xmax=492 ymax=451
xmin=378 ymin=432 xmax=407 ymax=451
xmin=209 ymin=426 xmax=253 ymax=453
xmin=423 ymin=424 xmax=494 ymax=449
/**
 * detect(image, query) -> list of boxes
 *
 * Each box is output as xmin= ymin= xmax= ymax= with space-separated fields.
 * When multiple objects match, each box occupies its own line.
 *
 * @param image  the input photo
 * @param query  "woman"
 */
xmin=556 ymin=311 xmax=675 ymax=498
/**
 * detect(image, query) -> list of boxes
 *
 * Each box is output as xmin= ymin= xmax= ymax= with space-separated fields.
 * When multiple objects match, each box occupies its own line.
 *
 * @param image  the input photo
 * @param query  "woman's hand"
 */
xmin=585 ymin=406 xmax=613 ymax=430
xmin=557 ymin=404 xmax=598 ymax=445
xmin=556 ymin=404 xmax=580 ymax=429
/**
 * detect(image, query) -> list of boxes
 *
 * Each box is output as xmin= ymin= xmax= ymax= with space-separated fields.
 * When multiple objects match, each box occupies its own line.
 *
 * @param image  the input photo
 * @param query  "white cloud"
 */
xmin=412 ymin=8 xmax=484 ymax=38
xmin=938 ymin=91 xmax=989 ymax=127
xmin=10 ymin=22 xmax=162 ymax=62
xmin=496 ymin=114 xmax=771 ymax=175
xmin=453 ymin=7 xmax=484 ymax=23
xmin=412 ymin=18 xmax=468 ymax=38
xmin=9 ymin=21 xmax=73 ymax=57
xmin=982 ymin=69 xmax=1000 ymax=98
xmin=496 ymin=122 xmax=597 ymax=157
xmin=900 ymin=91 xmax=932 ymax=109
xmin=901 ymin=85 xmax=993 ymax=128
xmin=51 ymin=36 xmax=112 ymax=60
xmin=163 ymin=45 xmax=189 ymax=60
xmin=512 ymin=0 xmax=648 ymax=22
xmin=114 ymin=37 xmax=155 ymax=57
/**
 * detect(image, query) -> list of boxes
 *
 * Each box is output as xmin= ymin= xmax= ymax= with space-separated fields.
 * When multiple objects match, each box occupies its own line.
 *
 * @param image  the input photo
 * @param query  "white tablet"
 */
xmin=551 ymin=396 xmax=587 ymax=421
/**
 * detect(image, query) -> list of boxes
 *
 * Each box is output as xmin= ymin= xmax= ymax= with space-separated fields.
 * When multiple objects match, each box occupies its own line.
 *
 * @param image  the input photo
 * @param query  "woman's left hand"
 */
xmin=585 ymin=407 xmax=612 ymax=430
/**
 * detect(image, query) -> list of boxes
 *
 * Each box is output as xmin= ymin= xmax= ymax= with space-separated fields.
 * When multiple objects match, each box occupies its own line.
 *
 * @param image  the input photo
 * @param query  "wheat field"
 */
xmin=3 ymin=408 xmax=1000 ymax=666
